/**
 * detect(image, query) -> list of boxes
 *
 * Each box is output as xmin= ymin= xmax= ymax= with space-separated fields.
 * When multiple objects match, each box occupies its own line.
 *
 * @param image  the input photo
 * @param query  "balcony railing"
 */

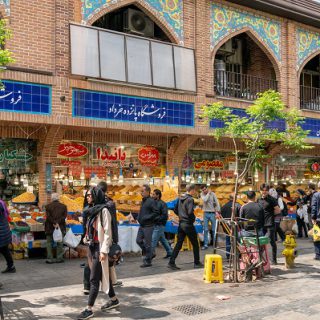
xmin=300 ymin=85 xmax=320 ymax=111
xmin=214 ymin=70 xmax=278 ymax=100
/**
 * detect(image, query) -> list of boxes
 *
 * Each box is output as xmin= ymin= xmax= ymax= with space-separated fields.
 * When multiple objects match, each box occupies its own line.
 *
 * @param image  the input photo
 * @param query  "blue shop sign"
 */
xmin=72 ymin=89 xmax=194 ymax=127
xmin=301 ymin=118 xmax=320 ymax=138
xmin=210 ymin=107 xmax=286 ymax=131
xmin=0 ymin=80 xmax=51 ymax=115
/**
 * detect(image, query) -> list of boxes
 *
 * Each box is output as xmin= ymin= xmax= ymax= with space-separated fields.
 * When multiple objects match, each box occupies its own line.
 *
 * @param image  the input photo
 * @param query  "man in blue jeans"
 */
xmin=201 ymin=185 xmax=220 ymax=250
xmin=151 ymin=189 xmax=173 ymax=259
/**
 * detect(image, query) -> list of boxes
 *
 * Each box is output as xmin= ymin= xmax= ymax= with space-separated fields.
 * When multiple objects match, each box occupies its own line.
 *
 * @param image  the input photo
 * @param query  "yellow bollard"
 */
xmin=203 ymin=254 xmax=224 ymax=284
xmin=282 ymin=234 xmax=297 ymax=269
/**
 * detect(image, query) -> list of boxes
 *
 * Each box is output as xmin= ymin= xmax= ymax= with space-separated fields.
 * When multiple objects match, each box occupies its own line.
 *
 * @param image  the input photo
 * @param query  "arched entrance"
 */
xmin=213 ymin=31 xmax=279 ymax=100
xmin=299 ymin=53 xmax=320 ymax=111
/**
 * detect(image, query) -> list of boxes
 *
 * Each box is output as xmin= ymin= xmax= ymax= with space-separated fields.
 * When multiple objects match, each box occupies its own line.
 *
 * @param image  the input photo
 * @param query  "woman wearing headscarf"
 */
xmin=0 ymin=199 xmax=16 ymax=273
xmin=77 ymin=187 xmax=119 ymax=320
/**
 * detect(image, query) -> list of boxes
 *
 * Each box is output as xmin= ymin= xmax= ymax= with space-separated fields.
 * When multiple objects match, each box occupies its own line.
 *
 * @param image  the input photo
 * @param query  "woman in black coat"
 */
xmin=0 ymin=200 xmax=15 ymax=273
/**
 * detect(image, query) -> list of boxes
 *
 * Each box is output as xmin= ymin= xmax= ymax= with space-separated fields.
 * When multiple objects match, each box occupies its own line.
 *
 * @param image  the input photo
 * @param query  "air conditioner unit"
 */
xmin=124 ymin=8 xmax=154 ymax=38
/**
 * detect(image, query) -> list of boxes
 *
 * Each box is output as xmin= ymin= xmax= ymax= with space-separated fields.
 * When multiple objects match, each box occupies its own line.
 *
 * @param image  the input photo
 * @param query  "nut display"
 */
xmin=12 ymin=192 xmax=36 ymax=203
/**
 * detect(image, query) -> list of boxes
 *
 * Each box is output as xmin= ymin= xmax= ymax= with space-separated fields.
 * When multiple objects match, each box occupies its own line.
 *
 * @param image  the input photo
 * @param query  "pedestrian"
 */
xmin=77 ymin=187 xmax=119 ymax=320
xmin=82 ymin=181 xmax=122 ymax=295
xmin=45 ymin=193 xmax=67 ymax=264
xmin=0 ymin=199 xmax=16 ymax=273
xmin=311 ymin=218 xmax=320 ymax=260
xmin=136 ymin=184 xmax=159 ymax=268
xmin=168 ymin=184 xmax=203 ymax=270
xmin=306 ymin=183 xmax=316 ymax=225
xmin=274 ymin=188 xmax=286 ymax=242
xmin=220 ymin=194 xmax=241 ymax=260
xmin=297 ymin=200 xmax=309 ymax=237
xmin=151 ymin=189 xmax=173 ymax=259
xmin=257 ymin=183 xmax=281 ymax=265
xmin=240 ymin=191 xmax=264 ymax=236
xmin=200 ymin=185 xmax=220 ymax=250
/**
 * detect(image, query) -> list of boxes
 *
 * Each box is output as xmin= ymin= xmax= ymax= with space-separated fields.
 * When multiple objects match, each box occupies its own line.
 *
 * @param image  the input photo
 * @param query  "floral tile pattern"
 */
xmin=81 ymin=0 xmax=184 ymax=43
xmin=0 ymin=0 xmax=10 ymax=16
xmin=211 ymin=3 xmax=281 ymax=62
xmin=297 ymin=28 xmax=320 ymax=70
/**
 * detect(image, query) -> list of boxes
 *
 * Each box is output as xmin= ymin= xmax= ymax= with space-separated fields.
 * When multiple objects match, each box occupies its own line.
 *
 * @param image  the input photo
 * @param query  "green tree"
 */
xmin=0 ymin=19 xmax=14 ymax=87
xmin=201 ymin=90 xmax=312 ymax=220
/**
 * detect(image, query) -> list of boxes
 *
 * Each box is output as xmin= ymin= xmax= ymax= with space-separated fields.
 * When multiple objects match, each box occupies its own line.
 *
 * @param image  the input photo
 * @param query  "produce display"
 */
xmin=60 ymin=194 xmax=84 ymax=212
xmin=12 ymin=192 xmax=36 ymax=203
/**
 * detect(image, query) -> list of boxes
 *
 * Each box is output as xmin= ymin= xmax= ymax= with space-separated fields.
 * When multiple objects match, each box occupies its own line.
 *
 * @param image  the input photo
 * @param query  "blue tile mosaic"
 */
xmin=210 ymin=107 xmax=285 ymax=131
xmin=72 ymin=89 xmax=194 ymax=128
xmin=0 ymin=80 xmax=51 ymax=115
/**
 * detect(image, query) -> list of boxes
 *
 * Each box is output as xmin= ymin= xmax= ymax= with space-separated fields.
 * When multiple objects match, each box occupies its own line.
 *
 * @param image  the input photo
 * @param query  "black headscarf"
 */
xmin=83 ymin=187 xmax=107 ymax=243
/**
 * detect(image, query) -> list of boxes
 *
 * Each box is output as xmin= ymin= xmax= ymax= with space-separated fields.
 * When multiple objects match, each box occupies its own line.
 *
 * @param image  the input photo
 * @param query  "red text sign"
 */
xmin=138 ymin=146 xmax=159 ymax=167
xmin=58 ymin=143 xmax=88 ymax=158
xmin=194 ymin=160 xmax=224 ymax=170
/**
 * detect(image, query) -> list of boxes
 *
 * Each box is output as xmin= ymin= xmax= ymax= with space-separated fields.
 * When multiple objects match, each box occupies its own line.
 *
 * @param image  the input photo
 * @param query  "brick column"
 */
xmin=38 ymin=126 xmax=66 ymax=207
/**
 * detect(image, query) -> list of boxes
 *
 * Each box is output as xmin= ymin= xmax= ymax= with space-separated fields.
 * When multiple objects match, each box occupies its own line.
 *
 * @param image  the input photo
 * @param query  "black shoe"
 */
xmin=101 ymin=299 xmax=120 ymax=311
xmin=83 ymin=289 xmax=90 ymax=295
xmin=113 ymin=281 xmax=123 ymax=287
xmin=55 ymin=259 xmax=64 ymax=263
xmin=2 ymin=266 xmax=16 ymax=274
xmin=46 ymin=259 xmax=54 ymax=264
xmin=140 ymin=263 xmax=152 ymax=268
xmin=151 ymin=253 xmax=156 ymax=260
xmin=271 ymin=260 xmax=278 ymax=265
xmin=194 ymin=262 xmax=204 ymax=269
xmin=168 ymin=262 xmax=180 ymax=270
xmin=77 ymin=309 xmax=93 ymax=319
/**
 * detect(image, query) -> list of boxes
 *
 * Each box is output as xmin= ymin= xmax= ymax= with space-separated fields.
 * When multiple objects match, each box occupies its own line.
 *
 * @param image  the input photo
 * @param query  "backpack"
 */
xmin=282 ymin=200 xmax=288 ymax=217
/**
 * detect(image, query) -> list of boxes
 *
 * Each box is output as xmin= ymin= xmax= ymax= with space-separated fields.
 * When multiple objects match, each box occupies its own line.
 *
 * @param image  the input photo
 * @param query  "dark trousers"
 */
xmin=314 ymin=241 xmax=320 ymax=260
xmin=264 ymin=227 xmax=277 ymax=263
xmin=136 ymin=226 xmax=154 ymax=264
xmin=297 ymin=217 xmax=308 ymax=238
xmin=87 ymin=244 xmax=116 ymax=307
xmin=226 ymin=236 xmax=231 ymax=259
xmin=275 ymin=221 xmax=285 ymax=241
xmin=0 ymin=245 xmax=14 ymax=269
xmin=170 ymin=222 xmax=200 ymax=265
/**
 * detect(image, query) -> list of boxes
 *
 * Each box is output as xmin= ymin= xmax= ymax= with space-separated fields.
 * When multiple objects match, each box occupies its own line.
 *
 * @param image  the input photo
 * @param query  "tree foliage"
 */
xmin=0 ymin=19 xmax=14 ymax=87
xmin=201 ymin=90 xmax=312 ymax=219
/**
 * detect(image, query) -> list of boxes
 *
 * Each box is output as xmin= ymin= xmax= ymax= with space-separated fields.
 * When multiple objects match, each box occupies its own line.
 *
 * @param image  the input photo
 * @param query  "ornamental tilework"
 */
xmin=297 ymin=28 xmax=320 ymax=70
xmin=211 ymin=3 xmax=281 ymax=62
xmin=81 ymin=0 xmax=184 ymax=43
xmin=0 ymin=0 xmax=10 ymax=16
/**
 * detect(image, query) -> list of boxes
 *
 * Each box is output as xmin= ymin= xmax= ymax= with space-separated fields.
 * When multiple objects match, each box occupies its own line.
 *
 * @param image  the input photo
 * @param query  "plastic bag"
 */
xmin=63 ymin=228 xmax=81 ymax=248
xmin=292 ymin=222 xmax=298 ymax=235
xmin=53 ymin=227 xmax=63 ymax=242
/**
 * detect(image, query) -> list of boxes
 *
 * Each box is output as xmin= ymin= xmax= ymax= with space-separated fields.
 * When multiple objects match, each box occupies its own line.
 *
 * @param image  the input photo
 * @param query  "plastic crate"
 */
xmin=242 ymin=236 xmax=270 ymax=246
xmin=69 ymin=224 xmax=84 ymax=234
xmin=166 ymin=198 xmax=178 ymax=210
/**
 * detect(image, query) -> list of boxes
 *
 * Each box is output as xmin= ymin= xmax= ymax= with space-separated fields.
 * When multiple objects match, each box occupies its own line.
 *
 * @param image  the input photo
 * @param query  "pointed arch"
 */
xmin=298 ymin=49 xmax=320 ymax=76
xmin=86 ymin=0 xmax=180 ymax=45
xmin=211 ymin=27 xmax=281 ymax=81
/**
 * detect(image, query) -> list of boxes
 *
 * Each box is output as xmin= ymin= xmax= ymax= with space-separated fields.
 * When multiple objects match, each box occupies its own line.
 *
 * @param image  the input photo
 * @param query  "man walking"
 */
xmin=136 ymin=184 xmax=159 ymax=268
xmin=201 ymin=185 xmax=220 ymax=250
xmin=45 ymin=193 xmax=68 ymax=264
xmin=257 ymin=184 xmax=280 ymax=265
xmin=168 ymin=184 xmax=203 ymax=270
xmin=151 ymin=189 xmax=173 ymax=259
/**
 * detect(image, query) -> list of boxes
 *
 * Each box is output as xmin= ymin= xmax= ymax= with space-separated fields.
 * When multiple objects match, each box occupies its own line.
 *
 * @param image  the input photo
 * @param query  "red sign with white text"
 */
xmin=194 ymin=160 xmax=224 ymax=170
xmin=138 ymin=146 xmax=159 ymax=167
xmin=58 ymin=143 xmax=88 ymax=158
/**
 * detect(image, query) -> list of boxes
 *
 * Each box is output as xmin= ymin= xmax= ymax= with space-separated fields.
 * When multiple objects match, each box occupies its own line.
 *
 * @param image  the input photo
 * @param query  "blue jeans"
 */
xmin=203 ymin=212 xmax=216 ymax=247
xmin=152 ymin=225 xmax=172 ymax=256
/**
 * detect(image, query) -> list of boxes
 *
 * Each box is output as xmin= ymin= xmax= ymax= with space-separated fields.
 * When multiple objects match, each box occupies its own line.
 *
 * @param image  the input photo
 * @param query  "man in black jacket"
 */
xmin=168 ymin=184 xmax=203 ymax=270
xmin=151 ymin=189 xmax=173 ymax=259
xmin=136 ymin=184 xmax=159 ymax=267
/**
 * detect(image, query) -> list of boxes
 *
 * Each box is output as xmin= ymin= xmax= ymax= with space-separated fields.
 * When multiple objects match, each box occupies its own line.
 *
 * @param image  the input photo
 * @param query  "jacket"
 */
xmin=201 ymin=191 xmax=220 ymax=212
xmin=174 ymin=193 xmax=195 ymax=224
xmin=221 ymin=200 xmax=241 ymax=219
xmin=138 ymin=196 xmax=159 ymax=227
xmin=105 ymin=196 xmax=118 ymax=244
xmin=311 ymin=191 xmax=320 ymax=220
xmin=0 ymin=203 xmax=11 ymax=247
xmin=155 ymin=200 xmax=168 ymax=226
xmin=45 ymin=200 xmax=68 ymax=235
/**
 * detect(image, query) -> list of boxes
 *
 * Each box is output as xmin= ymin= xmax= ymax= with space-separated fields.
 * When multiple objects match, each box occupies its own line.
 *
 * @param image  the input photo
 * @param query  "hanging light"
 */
xmin=23 ymin=179 xmax=28 ymax=188
xmin=218 ymin=174 xmax=222 ymax=183
xmin=165 ymin=170 xmax=170 ymax=183
xmin=206 ymin=176 xmax=211 ymax=186
xmin=68 ymin=170 xmax=73 ymax=183
xmin=274 ymin=180 xmax=278 ymax=186
xmin=241 ymin=179 xmax=245 ymax=185
xmin=181 ymin=173 xmax=186 ymax=182
xmin=186 ymin=171 xmax=191 ymax=183
xmin=14 ymin=175 xmax=19 ymax=185
xmin=113 ymin=174 xmax=118 ymax=182
xmin=54 ymin=172 xmax=59 ymax=179
xmin=197 ymin=173 xmax=203 ymax=184
xmin=211 ymin=171 xmax=216 ymax=182
xmin=80 ymin=168 xmax=85 ymax=180
xmin=118 ymin=168 xmax=124 ymax=184
xmin=106 ymin=173 xmax=111 ymax=184
xmin=191 ymin=174 xmax=195 ymax=184
xmin=20 ymin=175 xmax=24 ymax=182
xmin=254 ymin=169 xmax=259 ymax=181
xmin=143 ymin=172 xmax=148 ymax=179
xmin=271 ymin=172 xmax=275 ymax=182
xmin=133 ymin=171 xmax=137 ymax=178
xmin=59 ymin=172 xmax=64 ymax=180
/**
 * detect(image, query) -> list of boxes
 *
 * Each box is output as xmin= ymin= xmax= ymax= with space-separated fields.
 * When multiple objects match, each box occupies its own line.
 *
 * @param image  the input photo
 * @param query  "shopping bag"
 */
xmin=53 ymin=227 xmax=63 ymax=243
xmin=313 ymin=224 xmax=320 ymax=242
xmin=63 ymin=228 xmax=81 ymax=248
xmin=292 ymin=222 xmax=298 ymax=235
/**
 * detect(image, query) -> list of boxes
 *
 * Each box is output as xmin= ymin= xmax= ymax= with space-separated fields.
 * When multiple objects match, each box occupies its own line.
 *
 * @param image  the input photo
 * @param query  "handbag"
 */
xmin=108 ymin=243 xmax=122 ymax=262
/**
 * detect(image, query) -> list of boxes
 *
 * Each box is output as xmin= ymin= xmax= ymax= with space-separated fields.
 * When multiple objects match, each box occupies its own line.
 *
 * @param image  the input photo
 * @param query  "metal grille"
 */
xmin=172 ymin=304 xmax=211 ymax=316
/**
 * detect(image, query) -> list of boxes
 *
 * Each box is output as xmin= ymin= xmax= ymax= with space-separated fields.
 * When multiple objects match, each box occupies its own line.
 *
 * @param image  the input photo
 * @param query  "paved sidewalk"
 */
xmin=0 ymin=238 xmax=319 ymax=319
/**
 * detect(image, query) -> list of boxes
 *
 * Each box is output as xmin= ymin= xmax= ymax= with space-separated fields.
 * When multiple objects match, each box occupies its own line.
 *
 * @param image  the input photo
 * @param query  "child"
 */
xmin=312 ymin=219 xmax=320 ymax=260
